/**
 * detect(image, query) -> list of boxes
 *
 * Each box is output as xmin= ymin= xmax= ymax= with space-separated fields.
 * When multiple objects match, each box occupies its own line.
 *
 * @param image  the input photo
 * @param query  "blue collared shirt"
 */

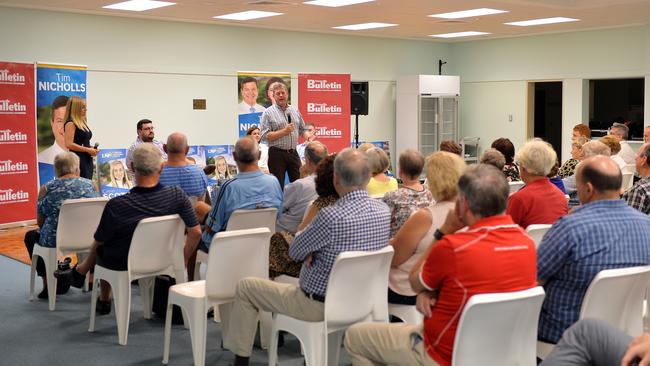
xmin=201 ymin=170 xmax=283 ymax=249
xmin=537 ymin=199 xmax=650 ymax=343
xmin=289 ymin=189 xmax=391 ymax=297
xmin=159 ymin=164 xmax=208 ymax=198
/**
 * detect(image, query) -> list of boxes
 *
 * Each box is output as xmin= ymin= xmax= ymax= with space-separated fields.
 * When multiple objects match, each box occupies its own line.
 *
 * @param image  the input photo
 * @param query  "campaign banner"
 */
xmin=0 ymin=62 xmax=39 ymax=225
xmin=298 ymin=73 xmax=350 ymax=153
xmin=36 ymin=63 xmax=87 ymax=185
xmin=97 ymin=149 xmax=131 ymax=198
xmin=237 ymin=72 xmax=291 ymax=137
xmin=204 ymin=145 xmax=236 ymax=188
xmin=187 ymin=145 xmax=206 ymax=168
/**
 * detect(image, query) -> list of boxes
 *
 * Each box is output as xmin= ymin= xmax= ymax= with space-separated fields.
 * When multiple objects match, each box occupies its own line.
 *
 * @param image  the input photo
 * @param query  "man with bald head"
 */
xmin=537 ymin=155 xmax=650 ymax=344
xmin=563 ymin=140 xmax=612 ymax=207
xmin=623 ymin=143 xmax=650 ymax=214
xmin=223 ymin=148 xmax=391 ymax=366
xmin=159 ymin=132 xmax=208 ymax=201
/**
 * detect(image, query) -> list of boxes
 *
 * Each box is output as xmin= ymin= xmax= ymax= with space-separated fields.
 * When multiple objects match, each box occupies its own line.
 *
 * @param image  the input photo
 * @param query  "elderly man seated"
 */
xmin=24 ymin=152 xmax=98 ymax=299
xmin=159 ymin=132 xmax=208 ymax=201
xmin=623 ymin=143 xmax=650 ymax=214
xmin=55 ymin=144 xmax=202 ymax=314
xmin=563 ymin=140 xmax=611 ymax=206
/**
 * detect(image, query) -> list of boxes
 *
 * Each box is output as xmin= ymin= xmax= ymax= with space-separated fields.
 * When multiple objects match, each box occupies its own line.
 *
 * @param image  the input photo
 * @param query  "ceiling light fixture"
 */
xmin=333 ymin=22 xmax=397 ymax=30
xmin=429 ymin=8 xmax=508 ymax=19
xmin=213 ymin=10 xmax=283 ymax=20
xmin=430 ymin=31 xmax=490 ymax=38
xmin=103 ymin=0 xmax=175 ymax=11
xmin=505 ymin=17 xmax=579 ymax=26
xmin=304 ymin=0 xmax=374 ymax=7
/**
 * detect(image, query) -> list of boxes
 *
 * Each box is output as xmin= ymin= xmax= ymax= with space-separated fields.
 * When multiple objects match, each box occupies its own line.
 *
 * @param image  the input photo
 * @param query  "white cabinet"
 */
xmin=396 ymin=75 xmax=460 ymax=164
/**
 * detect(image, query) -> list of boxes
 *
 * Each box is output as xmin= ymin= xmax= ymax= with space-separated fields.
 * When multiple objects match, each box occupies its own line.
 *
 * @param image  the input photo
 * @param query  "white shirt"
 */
xmin=258 ymin=143 xmax=269 ymax=172
xmin=38 ymin=142 xmax=66 ymax=164
xmin=617 ymin=141 xmax=636 ymax=165
xmin=238 ymin=102 xmax=266 ymax=114
xmin=611 ymin=155 xmax=627 ymax=171
xmin=276 ymin=173 xmax=318 ymax=233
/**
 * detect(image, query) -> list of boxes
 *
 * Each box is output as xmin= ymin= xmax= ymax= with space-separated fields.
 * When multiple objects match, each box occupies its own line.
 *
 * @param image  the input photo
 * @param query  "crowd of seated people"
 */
xmin=19 ymin=119 xmax=650 ymax=366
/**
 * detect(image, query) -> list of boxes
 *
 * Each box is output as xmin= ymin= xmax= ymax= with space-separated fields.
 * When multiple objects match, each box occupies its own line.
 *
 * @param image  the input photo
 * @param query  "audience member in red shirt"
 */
xmin=344 ymin=164 xmax=537 ymax=366
xmin=507 ymin=139 xmax=568 ymax=228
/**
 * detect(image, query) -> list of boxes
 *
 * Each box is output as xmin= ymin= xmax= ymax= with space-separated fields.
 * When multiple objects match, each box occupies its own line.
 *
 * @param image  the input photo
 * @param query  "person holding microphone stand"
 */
xmin=260 ymin=82 xmax=305 ymax=189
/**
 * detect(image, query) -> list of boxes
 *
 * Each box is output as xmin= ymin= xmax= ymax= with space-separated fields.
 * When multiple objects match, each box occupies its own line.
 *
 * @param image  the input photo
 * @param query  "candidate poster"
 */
xmin=298 ymin=73 xmax=350 ymax=153
xmin=187 ymin=145 xmax=206 ymax=168
xmin=97 ymin=149 xmax=131 ymax=198
xmin=0 ymin=62 xmax=39 ymax=226
xmin=204 ymin=144 xmax=236 ymax=187
xmin=237 ymin=72 xmax=291 ymax=137
xmin=36 ymin=63 xmax=87 ymax=185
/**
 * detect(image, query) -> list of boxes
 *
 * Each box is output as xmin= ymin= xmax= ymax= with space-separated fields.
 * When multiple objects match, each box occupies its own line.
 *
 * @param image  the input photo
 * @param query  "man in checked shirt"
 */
xmin=222 ymin=148 xmax=391 ymax=366
xmin=260 ymin=82 xmax=306 ymax=189
xmin=623 ymin=143 xmax=650 ymax=214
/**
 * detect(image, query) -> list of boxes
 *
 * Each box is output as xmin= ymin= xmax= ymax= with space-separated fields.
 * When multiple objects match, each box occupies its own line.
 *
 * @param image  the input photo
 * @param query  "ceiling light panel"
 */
xmin=304 ymin=0 xmax=374 ymax=7
xmin=213 ymin=11 xmax=283 ymax=20
xmin=505 ymin=17 xmax=579 ymax=26
xmin=429 ymin=8 xmax=508 ymax=19
xmin=430 ymin=31 xmax=490 ymax=38
xmin=103 ymin=0 xmax=175 ymax=11
xmin=333 ymin=22 xmax=397 ymax=30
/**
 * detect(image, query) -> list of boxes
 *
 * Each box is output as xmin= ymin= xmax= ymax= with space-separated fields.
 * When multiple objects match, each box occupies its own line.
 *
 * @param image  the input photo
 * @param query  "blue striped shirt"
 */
xmin=159 ymin=164 xmax=208 ymax=198
xmin=289 ymin=189 xmax=391 ymax=297
xmin=537 ymin=199 xmax=650 ymax=343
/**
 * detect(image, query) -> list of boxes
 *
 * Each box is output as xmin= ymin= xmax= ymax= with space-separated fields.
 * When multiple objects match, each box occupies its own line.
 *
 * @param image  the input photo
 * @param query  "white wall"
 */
xmin=450 ymin=26 xmax=650 ymax=162
xmin=0 ymin=7 xmax=451 ymax=158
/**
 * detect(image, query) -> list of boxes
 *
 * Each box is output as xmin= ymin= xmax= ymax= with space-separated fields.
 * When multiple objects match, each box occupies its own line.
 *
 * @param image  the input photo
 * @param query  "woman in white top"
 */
xmin=388 ymin=151 xmax=466 ymax=305
xmin=246 ymin=125 xmax=269 ymax=174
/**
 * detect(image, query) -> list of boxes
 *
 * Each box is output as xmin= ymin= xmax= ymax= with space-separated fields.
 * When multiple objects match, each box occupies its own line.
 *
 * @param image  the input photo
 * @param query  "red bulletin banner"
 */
xmin=298 ymin=73 xmax=350 ymax=153
xmin=0 ymin=62 xmax=38 ymax=225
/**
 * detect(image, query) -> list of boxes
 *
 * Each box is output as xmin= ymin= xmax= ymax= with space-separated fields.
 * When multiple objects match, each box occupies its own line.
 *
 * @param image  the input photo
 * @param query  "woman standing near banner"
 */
xmin=64 ymin=96 xmax=97 ymax=180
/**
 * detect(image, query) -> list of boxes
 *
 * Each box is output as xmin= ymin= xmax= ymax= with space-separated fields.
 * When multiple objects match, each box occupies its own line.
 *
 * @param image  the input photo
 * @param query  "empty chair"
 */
xmin=29 ymin=197 xmax=108 ymax=311
xmin=88 ymin=215 xmax=186 ymax=345
xmin=622 ymin=171 xmax=634 ymax=191
xmin=452 ymin=286 xmax=545 ymax=366
xmin=163 ymin=228 xmax=271 ymax=366
xmin=526 ymin=224 xmax=552 ymax=248
xmin=268 ymin=246 xmax=394 ymax=366
xmin=508 ymin=181 xmax=525 ymax=194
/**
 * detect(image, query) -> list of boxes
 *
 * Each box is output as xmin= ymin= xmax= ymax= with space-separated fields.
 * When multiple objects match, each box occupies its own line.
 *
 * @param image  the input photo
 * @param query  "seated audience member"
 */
xmin=572 ymin=123 xmax=591 ymax=141
xmin=506 ymin=140 xmax=568 ymax=228
xmin=223 ymin=148 xmax=391 ymax=366
xmin=159 ymin=132 xmax=208 ymax=201
xmin=383 ymin=149 xmax=433 ymax=238
xmin=388 ymin=151 xmax=465 ymax=306
xmin=479 ymin=148 xmax=506 ymax=170
xmin=125 ymin=119 xmax=167 ymax=174
xmin=245 ymin=125 xmax=269 ymax=174
xmin=357 ymin=142 xmax=376 ymax=153
xmin=439 ymin=140 xmax=462 ymax=156
xmin=547 ymin=160 xmax=566 ymax=194
xmin=537 ymin=155 xmax=650 ymax=344
xmin=623 ymin=143 xmax=650 ymax=214
xmin=296 ymin=123 xmax=317 ymax=162
xmin=541 ymin=319 xmax=650 ymax=366
xmin=563 ymin=140 xmax=611 ymax=200
xmin=599 ymin=135 xmax=627 ymax=171
xmin=366 ymin=147 xmax=398 ymax=196
xmin=559 ymin=136 xmax=589 ymax=178
xmin=344 ymin=164 xmax=537 ymax=366
xmin=610 ymin=122 xmax=636 ymax=164
xmin=491 ymin=137 xmax=520 ymax=181
xmin=276 ymin=141 xmax=328 ymax=233
xmin=645 ymin=126 xmax=650 ymax=143
xmin=24 ymin=152 xmax=98 ymax=299
xmin=55 ymin=144 xmax=202 ymax=314
xmin=269 ymin=153 xmax=339 ymax=278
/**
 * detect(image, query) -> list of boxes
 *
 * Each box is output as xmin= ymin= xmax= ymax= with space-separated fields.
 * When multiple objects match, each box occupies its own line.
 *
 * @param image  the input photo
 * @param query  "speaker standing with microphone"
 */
xmin=259 ymin=82 xmax=306 ymax=189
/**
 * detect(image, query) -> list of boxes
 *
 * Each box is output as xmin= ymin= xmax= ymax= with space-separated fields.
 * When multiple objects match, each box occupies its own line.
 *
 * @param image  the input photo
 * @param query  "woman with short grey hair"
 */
xmin=24 ymin=151 xmax=98 ymax=299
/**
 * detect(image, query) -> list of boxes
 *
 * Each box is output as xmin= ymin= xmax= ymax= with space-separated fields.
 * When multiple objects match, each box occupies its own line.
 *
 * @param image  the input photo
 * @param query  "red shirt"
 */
xmin=419 ymin=215 xmax=537 ymax=366
xmin=506 ymin=178 xmax=568 ymax=229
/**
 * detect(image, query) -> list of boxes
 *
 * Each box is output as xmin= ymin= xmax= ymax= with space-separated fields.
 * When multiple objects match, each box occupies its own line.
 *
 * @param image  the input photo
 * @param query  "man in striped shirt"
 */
xmin=260 ymin=82 xmax=306 ymax=189
xmin=623 ymin=143 xmax=650 ymax=214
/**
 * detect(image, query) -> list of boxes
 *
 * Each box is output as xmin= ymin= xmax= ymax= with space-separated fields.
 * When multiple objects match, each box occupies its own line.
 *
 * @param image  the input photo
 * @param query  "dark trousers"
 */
xmin=268 ymin=146 xmax=301 ymax=190
xmin=24 ymin=230 xmax=46 ymax=277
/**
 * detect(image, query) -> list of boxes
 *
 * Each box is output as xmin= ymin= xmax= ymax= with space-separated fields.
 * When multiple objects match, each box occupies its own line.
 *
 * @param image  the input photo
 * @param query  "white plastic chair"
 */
xmin=267 ymin=246 xmax=394 ymax=366
xmin=388 ymin=303 xmax=423 ymax=324
xmin=162 ymin=228 xmax=271 ymax=366
xmin=88 ymin=215 xmax=186 ymax=346
xmin=195 ymin=208 xmax=278 ymax=280
xmin=622 ymin=172 xmax=634 ymax=191
xmin=508 ymin=181 xmax=525 ymax=194
xmin=526 ymin=224 xmax=552 ymax=248
xmin=623 ymin=163 xmax=636 ymax=174
xmin=452 ymin=286 xmax=545 ymax=366
xmin=29 ymin=197 xmax=108 ymax=311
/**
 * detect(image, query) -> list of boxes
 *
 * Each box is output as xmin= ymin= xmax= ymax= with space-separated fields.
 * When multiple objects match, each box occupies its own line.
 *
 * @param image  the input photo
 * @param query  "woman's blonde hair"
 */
xmin=215 ymin=156 xmax=232 ymax=179
xmin=365 ymin=147 xmax=390 ymax=175
xmin=64 ymin=96 xmax=89 ymax=131
xmin=425 ymin=151 xmax=466 ymax=201
xmin=599 ymin=135 xmax=622 ymax=155
xmin=109 ymin=160 xmax=132 ymax=188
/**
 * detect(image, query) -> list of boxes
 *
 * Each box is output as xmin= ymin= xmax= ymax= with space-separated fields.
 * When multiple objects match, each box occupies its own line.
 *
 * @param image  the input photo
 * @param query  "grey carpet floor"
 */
xmin=0 ymin=256 xmax=352 ymax=365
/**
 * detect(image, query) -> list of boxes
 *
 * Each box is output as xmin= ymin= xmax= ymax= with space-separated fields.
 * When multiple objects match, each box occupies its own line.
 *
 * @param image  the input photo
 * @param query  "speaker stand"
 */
xmin=354 ymin=113 xmax=360 ymax=148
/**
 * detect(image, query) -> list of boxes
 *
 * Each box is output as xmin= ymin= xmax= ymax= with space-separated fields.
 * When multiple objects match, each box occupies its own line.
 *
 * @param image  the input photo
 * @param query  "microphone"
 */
xmin=286 ymin=112 xmax=292 ymax=124
xmin=93 ymin=142 xmax=99 ymax=149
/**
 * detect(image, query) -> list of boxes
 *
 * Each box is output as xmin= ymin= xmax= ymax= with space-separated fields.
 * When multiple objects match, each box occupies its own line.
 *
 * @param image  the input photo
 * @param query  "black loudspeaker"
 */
xmin=351 ymin=81 xmax=369 ymax=115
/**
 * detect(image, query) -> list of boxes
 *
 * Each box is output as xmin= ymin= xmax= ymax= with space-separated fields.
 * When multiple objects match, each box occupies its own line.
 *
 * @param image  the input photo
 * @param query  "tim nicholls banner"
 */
xmin=0 ymin=62 xmax=38 ymax=226
xmin=36 ymin=63 xmax=87 ymax=185
xmin=298 ymin=73 xmax=350 ymax=153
